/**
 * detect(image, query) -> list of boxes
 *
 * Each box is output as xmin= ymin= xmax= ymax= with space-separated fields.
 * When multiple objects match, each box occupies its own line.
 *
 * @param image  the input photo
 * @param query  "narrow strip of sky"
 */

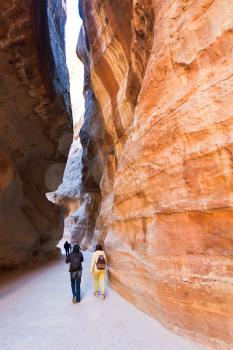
xmin=65 ymin=0 xmax=84 ymax=125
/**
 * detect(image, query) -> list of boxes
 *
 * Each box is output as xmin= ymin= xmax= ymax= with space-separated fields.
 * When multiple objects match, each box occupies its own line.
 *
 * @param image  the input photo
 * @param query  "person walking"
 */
xmin=66 ymin=244 xmax=84 ymax=304
xmin=64 ymin=241 xmax=71 ymax=257
xmin=90 ymin=244 xmax=107 ymax=300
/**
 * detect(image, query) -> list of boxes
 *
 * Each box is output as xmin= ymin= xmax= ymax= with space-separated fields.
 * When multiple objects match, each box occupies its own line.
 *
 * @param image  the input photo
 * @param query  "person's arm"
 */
xmin=104 ymin=252 xmax=107 ymax=265
xmin=90 ymin=253 xmax=95 ymax=274
xmin=80 ymin=252 xmax=84 ymax=263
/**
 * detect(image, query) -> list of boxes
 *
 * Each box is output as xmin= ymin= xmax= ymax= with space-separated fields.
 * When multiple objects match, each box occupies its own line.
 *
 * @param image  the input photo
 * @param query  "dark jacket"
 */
xmin=64 ymin=241 xmax=70 ymax=250
xmin=66 ymin=251 xmax=84 ymax=272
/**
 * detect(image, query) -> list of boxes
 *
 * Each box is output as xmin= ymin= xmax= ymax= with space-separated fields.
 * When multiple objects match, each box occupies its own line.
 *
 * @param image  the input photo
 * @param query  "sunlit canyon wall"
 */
xmin=74 ymin=0 xmax=233 ymax=348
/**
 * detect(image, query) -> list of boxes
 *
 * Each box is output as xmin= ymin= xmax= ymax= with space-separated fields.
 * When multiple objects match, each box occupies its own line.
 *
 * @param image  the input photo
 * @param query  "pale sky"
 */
xmin=65 ymin=0 xmax=84 ymax=126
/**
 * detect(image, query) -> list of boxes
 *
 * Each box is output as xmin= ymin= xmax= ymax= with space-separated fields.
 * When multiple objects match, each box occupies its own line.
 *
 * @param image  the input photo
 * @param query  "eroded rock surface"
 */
xmin=78 ymin=0 xmax=233 ymax=348
xmin=0 ymin=0 xmax=71 ymax=268
xmin=47 ymin=123 xmax=83 ymax=242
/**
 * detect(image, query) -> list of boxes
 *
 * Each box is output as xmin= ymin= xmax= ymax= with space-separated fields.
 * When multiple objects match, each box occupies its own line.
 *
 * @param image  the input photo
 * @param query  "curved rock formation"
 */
xmin=0 ymin=0 xmax=72 ymax=268
xmin=47 ymin=123 xmax=83 ymax=241
xmin=78 ymin=0 xmax=233 ymax=348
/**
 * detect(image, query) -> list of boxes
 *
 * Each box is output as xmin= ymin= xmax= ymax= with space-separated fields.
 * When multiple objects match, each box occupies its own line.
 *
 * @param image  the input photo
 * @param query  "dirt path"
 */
xmin=0 ymin=252 xmax=211 ymax=350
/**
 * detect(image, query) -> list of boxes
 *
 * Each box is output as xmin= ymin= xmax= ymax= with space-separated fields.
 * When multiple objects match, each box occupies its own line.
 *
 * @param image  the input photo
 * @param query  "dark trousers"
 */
xmin=70 ymin=271 xmax=82 ymax=302
xmin=65 ymin=249 xmax=70 ymax=257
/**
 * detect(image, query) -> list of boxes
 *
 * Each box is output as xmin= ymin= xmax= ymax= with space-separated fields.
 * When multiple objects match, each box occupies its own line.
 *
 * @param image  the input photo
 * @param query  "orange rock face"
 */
xmin=79 ymin=0 xmax=233 ymax=348
xmin=0 ymin=0 xmax=72 ymax=268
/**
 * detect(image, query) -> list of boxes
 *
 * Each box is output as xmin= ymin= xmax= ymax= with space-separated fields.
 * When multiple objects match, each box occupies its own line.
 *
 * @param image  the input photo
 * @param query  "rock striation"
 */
xmin=0 ymin=0 xmax=72 ymax=268
xmin=78 ymin=0 xmax=233 ymax=348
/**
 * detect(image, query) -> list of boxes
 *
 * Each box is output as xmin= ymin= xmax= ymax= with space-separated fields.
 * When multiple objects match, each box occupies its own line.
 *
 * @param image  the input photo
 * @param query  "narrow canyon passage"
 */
xmin=0 ymin=253 xmax=211 ymax=350
xmin=1 ymin=0 xmax=233 ymax=348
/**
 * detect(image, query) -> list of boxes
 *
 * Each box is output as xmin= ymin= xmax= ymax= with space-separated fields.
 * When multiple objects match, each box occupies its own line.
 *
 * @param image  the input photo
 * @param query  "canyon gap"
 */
xmin=1 ymin=1 xmax=233 ymax=349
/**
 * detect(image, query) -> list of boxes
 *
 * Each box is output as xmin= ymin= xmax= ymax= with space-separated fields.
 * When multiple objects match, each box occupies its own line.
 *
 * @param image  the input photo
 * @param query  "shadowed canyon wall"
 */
xmin=0 ymin=0 xmax=72 ymax=268
xmin=75 ymin=0 xmax=233 ymax=348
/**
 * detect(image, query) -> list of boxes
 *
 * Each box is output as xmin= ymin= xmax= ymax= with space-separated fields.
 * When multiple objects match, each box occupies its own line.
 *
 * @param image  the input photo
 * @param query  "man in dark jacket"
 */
xmin=66 ymin=244 xmax=84 ymax=303
xmin=64 ymin=241 xmax=71 ymax=257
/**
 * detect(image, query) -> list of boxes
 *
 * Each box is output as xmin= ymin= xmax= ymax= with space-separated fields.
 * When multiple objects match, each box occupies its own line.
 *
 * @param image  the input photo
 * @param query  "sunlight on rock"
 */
xmin=1 ymin=1 xmax=233 ymax=349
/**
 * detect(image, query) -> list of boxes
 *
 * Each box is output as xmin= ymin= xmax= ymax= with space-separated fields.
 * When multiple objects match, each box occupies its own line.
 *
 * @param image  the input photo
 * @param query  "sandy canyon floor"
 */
xmin=0 ymin=252 xmax=212 ymax=350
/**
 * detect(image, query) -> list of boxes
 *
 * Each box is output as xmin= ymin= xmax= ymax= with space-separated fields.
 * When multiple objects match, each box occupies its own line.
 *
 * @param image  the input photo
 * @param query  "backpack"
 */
xmin=96 ymin=254 xmax=106 ymax=270
xmin=70 ymin=253 xmax=81 ymax=271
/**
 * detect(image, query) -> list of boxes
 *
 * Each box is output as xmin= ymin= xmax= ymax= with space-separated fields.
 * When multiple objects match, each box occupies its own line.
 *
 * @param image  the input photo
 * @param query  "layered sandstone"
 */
xmin=0 ymin=0 xmax=71 ymax=268
xmin=78 ymin=0 xmax=233 ymax=348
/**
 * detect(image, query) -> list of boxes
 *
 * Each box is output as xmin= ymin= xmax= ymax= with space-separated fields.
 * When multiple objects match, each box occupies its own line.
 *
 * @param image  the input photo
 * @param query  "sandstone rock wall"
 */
xmin=0 ymin=0 xmax=71 ymax=268
xmin=47 ymin=123 xmax=84 ymax=244
xmin=79 ymin=0 xmax=233 ymax=348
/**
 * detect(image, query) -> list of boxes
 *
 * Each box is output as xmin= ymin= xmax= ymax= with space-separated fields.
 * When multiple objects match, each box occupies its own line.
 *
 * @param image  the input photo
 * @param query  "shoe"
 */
xmin=94 ymin=291 xmax=99 ymax=297
xmin=72 ymin=297 xmax=77 ymax=304
xmin=100 ymin=293 xmax=105 ymax=300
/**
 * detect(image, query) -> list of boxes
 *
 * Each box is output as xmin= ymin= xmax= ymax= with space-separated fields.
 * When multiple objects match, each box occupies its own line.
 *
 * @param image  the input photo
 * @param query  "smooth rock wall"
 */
xmin=78 ymin=0 xmax=233 ymax=348
xmin=0 ymin=0 xmax=71 ymax=268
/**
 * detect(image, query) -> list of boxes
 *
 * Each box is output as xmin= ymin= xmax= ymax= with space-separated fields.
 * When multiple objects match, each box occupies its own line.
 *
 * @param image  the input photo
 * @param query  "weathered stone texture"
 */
xmin=0 ymin=0 xmax=71 ymax=268
xmin=78 ymin=0 xmax=233 ymax=348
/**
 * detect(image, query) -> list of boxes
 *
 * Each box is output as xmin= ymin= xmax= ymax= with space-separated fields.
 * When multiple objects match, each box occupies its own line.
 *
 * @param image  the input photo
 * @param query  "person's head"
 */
xmin=73 ymin=244 xmax=80 ymax=253
xmin=95 ymin=244 xmax=102 ymax=251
